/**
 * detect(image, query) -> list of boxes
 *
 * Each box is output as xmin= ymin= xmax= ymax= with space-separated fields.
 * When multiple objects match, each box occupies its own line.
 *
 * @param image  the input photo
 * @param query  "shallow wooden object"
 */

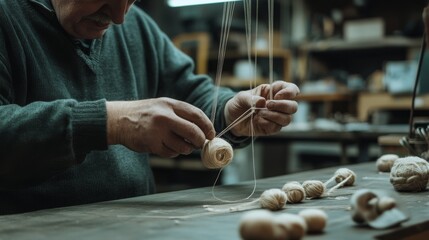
xmin=378 ymin=134 xmax=408 ymax=156
xmin=357 ymin=92 xmax=429 ymax=122
xmin=173 ymin=32 xmax=210 ymax=75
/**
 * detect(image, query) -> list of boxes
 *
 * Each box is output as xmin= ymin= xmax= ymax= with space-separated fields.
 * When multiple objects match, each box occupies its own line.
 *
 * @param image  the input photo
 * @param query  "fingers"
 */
xmin=253 ymin=96 xmax=266 ymax=109
xmin=263 ymin=82 xmax=299 ymax=125
xmin=160 ymin=133 xmax=195 ymax=157
xmin=258 ymin=98 xmax=297 ymax=131
xmin=253 ymin=115 xmax=284 ymax=136
xmin=257 ymin=109 xmax=293 ymax=127
xmin=155 ymin=99 xmax=215 ymax=154
xmin=151 ymin=123 xmax=208 ymax=158
xmin=173 ymin=101 xmax=216 ymax=141
xmin=159 ymin=144 xmax=180 ymax=158
xmin=257 ymin=81 xmax=300 ymax=101
xmin=159 ymin=119 xmax=211 ymax=157
xmin=272 ymin=81 xmax=300 ymax=100
xmin=266 ymin=99 xmax=298 ymax=115
xmin=172 ymin=117 xmax=208 ymax=149
xmin=252 ymin=90 xmax=297 ymax=135
xmin=226 ymin=82 xmax=299 ymax=137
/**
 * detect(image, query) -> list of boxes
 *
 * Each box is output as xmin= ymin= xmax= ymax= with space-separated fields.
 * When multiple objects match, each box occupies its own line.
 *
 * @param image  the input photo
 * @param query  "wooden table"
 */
xmin=1 ymin=162 xmax=428 ymax=240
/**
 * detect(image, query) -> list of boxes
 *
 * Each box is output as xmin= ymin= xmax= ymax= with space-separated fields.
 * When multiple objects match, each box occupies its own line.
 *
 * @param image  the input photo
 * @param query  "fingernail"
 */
xmin=208 ymin=130 xmax=216 ymax=139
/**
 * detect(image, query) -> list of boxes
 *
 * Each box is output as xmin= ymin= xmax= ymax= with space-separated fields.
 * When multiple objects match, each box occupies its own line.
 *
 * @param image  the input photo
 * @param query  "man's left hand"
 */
xmin=224 ymin=80 xmax=300 ymax=137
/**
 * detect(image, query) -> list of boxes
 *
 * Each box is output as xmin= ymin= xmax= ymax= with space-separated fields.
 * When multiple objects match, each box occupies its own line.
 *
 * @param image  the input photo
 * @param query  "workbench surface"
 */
xmin=1 ymin=162 xmax=428 ymax=240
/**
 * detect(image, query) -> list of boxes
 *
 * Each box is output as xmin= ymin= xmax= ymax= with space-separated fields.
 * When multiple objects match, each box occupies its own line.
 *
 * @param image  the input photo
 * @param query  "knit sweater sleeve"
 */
xmin=0 ymin=98 xmax=107 ymax=189
xmin=0 ymin=62 xmax=108 ymax=189
xmin=0 ymin=17 xmax=107 ymax=189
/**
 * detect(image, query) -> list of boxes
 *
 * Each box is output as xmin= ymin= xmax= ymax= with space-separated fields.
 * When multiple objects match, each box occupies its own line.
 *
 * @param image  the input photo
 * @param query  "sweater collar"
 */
xmin=29 ymin=0 xmax=56 ymax=18
xmin=28 ymin=0 xmax=97 ymax=47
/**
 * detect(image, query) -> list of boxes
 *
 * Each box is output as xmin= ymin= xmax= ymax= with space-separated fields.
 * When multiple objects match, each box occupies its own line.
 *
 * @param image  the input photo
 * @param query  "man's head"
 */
xmin=51 ymin=0 xmax=137 ymax=39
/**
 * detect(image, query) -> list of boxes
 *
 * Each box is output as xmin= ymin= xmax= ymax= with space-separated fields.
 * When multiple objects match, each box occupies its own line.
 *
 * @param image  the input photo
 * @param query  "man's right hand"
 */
xmin=106 ymin=98 xmax=215 ymax=158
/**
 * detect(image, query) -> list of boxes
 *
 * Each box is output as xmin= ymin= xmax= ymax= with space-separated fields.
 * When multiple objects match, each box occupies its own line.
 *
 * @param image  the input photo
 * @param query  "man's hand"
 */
xmin=224 ymin=81 xmax=299 ymax=137
xmin=106 ymin=98 xmax=215 ymax=158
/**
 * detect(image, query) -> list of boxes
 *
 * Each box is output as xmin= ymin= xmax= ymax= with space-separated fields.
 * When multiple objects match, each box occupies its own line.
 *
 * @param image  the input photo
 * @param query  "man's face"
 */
xmin=51 ymin=0 xmax=136 ymax=39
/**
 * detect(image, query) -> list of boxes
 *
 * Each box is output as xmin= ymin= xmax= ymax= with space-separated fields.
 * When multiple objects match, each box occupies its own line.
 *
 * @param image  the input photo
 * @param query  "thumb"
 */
xmin=252 ymin=95 xmax=266 ymax=109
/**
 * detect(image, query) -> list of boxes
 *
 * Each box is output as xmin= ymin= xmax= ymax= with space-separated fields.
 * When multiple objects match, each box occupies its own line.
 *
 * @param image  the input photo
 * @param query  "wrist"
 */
xmin=224 ymin=99 xmax=233 ymax=127
xmin=106 ymin=101 xmax=120 ymax=145
xmin=224 ymin=99 xmax=243 ymax=137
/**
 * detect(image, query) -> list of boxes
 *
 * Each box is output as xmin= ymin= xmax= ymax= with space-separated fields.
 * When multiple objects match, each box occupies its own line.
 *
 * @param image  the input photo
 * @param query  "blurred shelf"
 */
xmin=297 ymin=92 xmax=353 ymax=102
xmin=210 ymin=48 xmax=292 ymax=82
xmin=298 ymin=36 xmax=422 ymax=52
xmin=209 ymin=48 xmax=290 ymax=59
xmin=357 ymin=92 xmax=429 ymax=121
xmin=220 ymin=76 xmax=267 ymax=89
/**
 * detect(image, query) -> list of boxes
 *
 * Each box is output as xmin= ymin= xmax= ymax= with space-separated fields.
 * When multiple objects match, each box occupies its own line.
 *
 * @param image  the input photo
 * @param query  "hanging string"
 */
xmin=252 ymin=0 xmax=259 ymax=93
xmin=408 ymin=35 xmax=426 ymax=139
xmin=244 ymin=0 xmax=252 ymax=66
xmin=210 ymin=2 xmax=236 ymax=123
xmin=209 ymin=121 xmax=258 ymax=203
xmin=323 ymin=168 xmax=356 ymax=195
xmin=208 ymin=107 xmax=268 ymax=203
xmin=268 ymin=0 xmax=274 ymax=100
xmin=243 ymin=0 xmax=256 ymax=91
xmin=243 ymin=0 xmax=260 ymax=105
xmin=326 ymin=175 xmax=353 ymax=195
xmin=217 ymin=107 xmax=267 ymax=138
xmin=207 ymin=0 xmax=259 ymax=203
xmin=206 ymin=0 xmax=277 ymax=204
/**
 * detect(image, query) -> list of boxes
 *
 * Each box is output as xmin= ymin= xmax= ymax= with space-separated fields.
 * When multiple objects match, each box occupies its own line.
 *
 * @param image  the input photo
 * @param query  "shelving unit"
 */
xmin=288 ymin=0 xmax=428 ymax=121
xmin=296 ymin=37 xmax=421 ymax=85
xmin=173 ymin=34 xmax=292 ymax=88
xmin=297 ymin=92 xmax=356 ymax=119
xmin=208 ymin=48 xmax=292 ymax=88
xmin=357 ymin=92 xmax=429 ymax=122
xmin=298 ymin=36 xmax=421 ymax=52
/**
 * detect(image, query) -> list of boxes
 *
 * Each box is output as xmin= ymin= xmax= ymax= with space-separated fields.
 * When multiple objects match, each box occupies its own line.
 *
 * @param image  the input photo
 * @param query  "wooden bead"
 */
xmin=376 ymin=154 xmax=399 ymax=172
xmin=239 ymin=210 xmax=287 ymax=240
xmin=298 ymin=209 xmax=327 ymax=233
xmin=275 ymin=213 xmax=307 ymax=240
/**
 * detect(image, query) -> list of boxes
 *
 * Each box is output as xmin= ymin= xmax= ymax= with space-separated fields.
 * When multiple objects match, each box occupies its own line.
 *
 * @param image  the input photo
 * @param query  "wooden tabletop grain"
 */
xmin=1 ymin=162 xmax=428 ymax=240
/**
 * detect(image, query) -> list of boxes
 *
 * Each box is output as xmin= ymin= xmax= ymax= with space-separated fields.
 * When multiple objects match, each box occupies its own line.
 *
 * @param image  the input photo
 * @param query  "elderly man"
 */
xmin=0 ymin=0 xmax=299 ymax=214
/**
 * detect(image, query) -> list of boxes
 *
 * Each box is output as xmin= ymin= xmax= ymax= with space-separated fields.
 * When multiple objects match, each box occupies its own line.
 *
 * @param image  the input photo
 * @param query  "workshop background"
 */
xmin=136 ymin=0 xmax=429 ymax=192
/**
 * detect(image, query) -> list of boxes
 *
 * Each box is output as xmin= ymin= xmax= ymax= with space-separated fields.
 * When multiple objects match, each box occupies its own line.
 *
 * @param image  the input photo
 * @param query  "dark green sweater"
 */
xmin=0 ymin=0 xmax=240 ymax=214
